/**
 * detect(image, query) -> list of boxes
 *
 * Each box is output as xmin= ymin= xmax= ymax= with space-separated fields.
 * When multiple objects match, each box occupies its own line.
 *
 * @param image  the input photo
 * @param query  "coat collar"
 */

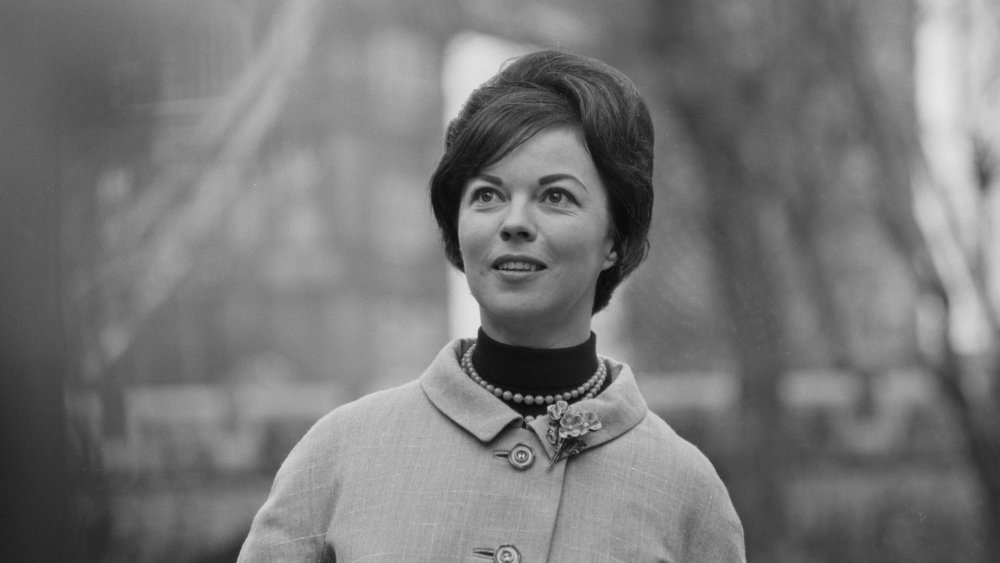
xmin=420 ymin=339 xmax=648 ymax=456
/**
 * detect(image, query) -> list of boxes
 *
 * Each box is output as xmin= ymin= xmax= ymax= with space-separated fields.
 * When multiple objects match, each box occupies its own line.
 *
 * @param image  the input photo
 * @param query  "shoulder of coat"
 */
xmin=629 ymin=409 xmax=728 ymax=487
xmin=296 ymin=379 xmax=425 ymax=442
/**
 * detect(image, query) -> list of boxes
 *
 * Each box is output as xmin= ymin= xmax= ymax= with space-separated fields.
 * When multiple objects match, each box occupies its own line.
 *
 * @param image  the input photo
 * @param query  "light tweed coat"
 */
xmin=238 ymin=340 xmax=745 ymax=562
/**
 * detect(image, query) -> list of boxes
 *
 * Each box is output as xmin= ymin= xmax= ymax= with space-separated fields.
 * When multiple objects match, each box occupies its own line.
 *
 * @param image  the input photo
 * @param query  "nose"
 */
xmin=499 ymin=198 xmax=536 ymax=242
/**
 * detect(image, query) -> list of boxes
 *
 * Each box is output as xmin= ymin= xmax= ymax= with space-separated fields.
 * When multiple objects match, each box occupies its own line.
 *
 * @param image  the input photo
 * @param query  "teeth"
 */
xmin=497 ymin=261 xmax=540 ymax=272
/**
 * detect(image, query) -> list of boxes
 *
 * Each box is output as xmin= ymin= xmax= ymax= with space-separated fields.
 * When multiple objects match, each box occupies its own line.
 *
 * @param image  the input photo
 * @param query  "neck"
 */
xmin=469 ymin=327 xmax=603 ymax=416
xmin=473 ymin=327 xmax=598 ymax=384
xmin=480 ymin=316 xmax=592 ymax=349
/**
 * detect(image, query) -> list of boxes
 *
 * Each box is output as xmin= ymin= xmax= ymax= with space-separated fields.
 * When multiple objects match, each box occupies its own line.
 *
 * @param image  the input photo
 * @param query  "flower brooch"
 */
xmin=545 ymin=400 xmax=602 ymax=467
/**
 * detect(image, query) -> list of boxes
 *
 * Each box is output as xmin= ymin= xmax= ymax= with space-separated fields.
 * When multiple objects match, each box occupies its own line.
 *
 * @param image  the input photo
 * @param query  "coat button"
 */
xmin=508 ymin=443 xmax=534 ymax=470
xmin=494 ymin=544 xmax=520 ymax=563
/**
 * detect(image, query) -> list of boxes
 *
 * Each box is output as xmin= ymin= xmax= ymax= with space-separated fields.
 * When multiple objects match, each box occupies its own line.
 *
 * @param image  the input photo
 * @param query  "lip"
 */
xmin=490 ymin=254 xmax=548 ymax=273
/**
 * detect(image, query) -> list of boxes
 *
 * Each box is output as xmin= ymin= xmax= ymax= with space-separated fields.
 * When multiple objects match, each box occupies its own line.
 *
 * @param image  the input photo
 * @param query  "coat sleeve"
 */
xmin=237 ymin=419 xmax=338 ymax=563
xmin=679 ymin=462 xmax=746 ymax=563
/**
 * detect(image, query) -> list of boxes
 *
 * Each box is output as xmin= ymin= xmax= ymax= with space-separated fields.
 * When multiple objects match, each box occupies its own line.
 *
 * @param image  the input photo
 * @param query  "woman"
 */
xmin=239 ymin=49 xmax=745 ymax=562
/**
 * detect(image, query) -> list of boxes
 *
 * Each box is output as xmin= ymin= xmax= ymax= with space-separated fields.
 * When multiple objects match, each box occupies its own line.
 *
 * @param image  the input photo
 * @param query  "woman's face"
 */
xmin=457 ymin=126 xmax=616 ymax=348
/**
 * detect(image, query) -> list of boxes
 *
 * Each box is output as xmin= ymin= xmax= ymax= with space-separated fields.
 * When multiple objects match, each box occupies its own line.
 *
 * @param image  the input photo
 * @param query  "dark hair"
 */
xmin=429 ymin=49 xmax=654 ymax=313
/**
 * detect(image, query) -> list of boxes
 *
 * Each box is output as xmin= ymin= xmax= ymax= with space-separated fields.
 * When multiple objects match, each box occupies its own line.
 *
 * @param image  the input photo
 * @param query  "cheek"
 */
xmin=597 ymin=213 xmax=616 ymax=261
xmin=561 ymin=218 xmax=614 ymax=262
xmin=456 ymin=212 xmax=483 ymax=262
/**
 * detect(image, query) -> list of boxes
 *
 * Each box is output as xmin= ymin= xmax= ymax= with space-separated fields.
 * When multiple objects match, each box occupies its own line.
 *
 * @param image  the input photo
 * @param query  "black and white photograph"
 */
xmin=2 ymin=1 xmax=998 ymax=561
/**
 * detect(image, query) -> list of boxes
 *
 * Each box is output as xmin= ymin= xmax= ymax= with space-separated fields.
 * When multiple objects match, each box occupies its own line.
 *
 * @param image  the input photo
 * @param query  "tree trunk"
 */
xmin=671 ymin=100 xmax=791 ymax=560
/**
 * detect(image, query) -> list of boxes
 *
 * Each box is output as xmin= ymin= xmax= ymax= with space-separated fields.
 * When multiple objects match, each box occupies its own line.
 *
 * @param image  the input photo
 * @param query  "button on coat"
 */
xmin=495 ymin=544 xmax=520 ymax=562
xmin=494 ymin=443 xmax=535 ymax=470
xmin=508 ymin=444 xmax=534 ymax=469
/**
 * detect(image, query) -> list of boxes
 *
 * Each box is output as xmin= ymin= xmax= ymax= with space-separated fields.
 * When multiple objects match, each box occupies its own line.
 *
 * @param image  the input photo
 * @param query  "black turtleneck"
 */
xmin=470 ymin=328 xmax=610 ymax=417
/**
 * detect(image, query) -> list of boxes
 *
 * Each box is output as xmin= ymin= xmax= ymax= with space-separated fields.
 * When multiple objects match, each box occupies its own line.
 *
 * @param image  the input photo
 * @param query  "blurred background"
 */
xmin=1 ymin=0 xmax=998 ymax=561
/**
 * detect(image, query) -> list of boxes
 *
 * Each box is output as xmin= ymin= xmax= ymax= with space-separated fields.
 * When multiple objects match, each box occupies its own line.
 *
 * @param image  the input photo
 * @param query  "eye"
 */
xmin=470 ymin=187 xmax=501 ymax=204
xmin=542 ymin=188 xmax=575 ymax=206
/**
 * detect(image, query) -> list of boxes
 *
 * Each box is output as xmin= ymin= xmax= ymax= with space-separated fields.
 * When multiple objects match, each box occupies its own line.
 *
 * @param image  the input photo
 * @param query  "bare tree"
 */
xmin=645 ymin=0 xmax=999 ymax=560
xmin=814 ymin=1 xmax=1000 ymax=558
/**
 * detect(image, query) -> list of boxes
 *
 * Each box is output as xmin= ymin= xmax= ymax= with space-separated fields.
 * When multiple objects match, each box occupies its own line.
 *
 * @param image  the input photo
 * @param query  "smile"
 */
xmin=496 ymin=261 xmax=543 ymax=272
xmin=491 ymin=256 xmax=547 ymax=272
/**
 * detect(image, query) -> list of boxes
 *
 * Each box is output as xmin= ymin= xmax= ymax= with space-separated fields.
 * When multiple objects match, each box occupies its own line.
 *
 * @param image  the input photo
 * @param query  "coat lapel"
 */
xmin=526 ymin=360 xmax=648 ymax=459
xmin=419 ymin=339 xmax=522 ymax=443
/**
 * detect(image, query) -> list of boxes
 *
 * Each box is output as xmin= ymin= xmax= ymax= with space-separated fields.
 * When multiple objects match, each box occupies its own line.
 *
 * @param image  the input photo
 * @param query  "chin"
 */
xmin=483 ymin=298 xmax=583 ymax=331
xmin=483 ymin=302 xmax=547 ymax=324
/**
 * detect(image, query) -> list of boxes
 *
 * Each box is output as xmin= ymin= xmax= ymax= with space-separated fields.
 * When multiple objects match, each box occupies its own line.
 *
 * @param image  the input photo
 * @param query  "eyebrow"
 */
xmin=539 ymin=173 xmax=582 ymax=187
xmin=471 ymin=173 xmax=586 ymax=189
xmin=472 ymin=173 xmax=504 ymax=185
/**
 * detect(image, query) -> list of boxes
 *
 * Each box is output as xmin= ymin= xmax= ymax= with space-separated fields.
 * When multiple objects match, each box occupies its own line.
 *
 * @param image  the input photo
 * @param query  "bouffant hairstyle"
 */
xmin=429 ymin=49 xmax=654 ymax=313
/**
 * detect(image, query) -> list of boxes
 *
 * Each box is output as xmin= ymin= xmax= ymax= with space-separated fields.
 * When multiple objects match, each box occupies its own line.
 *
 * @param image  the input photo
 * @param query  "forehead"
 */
xmin=479 ymin=126 xmax=596 ymax=179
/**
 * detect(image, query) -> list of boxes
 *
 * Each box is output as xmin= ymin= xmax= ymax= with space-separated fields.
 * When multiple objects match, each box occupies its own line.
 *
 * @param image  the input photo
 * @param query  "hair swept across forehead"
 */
xmin=429 ymin=49 xmax=654 ymax=313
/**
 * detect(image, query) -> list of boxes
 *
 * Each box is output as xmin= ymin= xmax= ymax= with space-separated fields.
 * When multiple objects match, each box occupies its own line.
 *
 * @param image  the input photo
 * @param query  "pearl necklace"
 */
xmin=460 ymin=342 xmax=607 ymax=407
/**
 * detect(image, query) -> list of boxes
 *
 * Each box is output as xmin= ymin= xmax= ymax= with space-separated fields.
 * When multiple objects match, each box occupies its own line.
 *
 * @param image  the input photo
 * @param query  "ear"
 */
xmin=602 ymin=249 xmax=618 ymax=271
